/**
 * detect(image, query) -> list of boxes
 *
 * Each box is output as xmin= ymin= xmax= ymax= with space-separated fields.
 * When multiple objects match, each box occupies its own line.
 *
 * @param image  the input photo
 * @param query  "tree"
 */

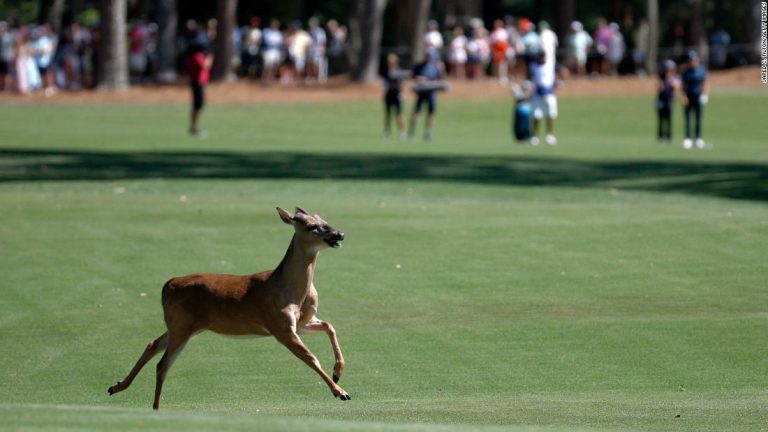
xmin=553 ymin=0 xmax=575 ymax=42
xmin=746 ymin=0 xmax=762 ymax=62
xmin=392 ymin=0 xmax=432 ymax=65
xmin=348 ymin=0 xmax=388 ymax=82
xmin=689 ymin=0 xmax=707 ymax=62
xmin=210 ymin=0 xmax=237 ymax=82
xmin=153 ymin=0 xmax=177 ymax=83
xmin=38 ymin=0 xmax=66 ymax=33
xmin=97 ymin=0 xmax=128 ymax=90
xmin=647 ymin=0 xmax=658 ymax=74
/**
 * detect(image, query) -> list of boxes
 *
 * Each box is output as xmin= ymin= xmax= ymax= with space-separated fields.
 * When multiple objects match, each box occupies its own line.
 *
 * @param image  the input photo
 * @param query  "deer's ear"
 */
xmin=295 ymin=206 xmax=309 ymax=216
xmin=276 ymin=207 xmax=294 ymax=225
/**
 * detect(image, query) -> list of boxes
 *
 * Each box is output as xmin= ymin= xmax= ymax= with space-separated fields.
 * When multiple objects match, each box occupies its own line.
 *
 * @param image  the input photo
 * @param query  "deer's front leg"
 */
xmin=301 ymin=319 xmax=345 ymax=383
xmin=273 ymin=328 xmax=351 ymax=401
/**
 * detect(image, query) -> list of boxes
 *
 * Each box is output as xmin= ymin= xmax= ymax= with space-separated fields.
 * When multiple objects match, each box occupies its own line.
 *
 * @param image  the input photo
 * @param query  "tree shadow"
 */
xmin=1 ymin=148 xmax=766 ymax=202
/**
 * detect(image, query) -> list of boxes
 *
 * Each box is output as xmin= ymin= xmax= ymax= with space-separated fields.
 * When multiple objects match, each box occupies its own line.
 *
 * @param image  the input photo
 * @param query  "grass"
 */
xmin=0 ymin=89 xmax=766 ymax=431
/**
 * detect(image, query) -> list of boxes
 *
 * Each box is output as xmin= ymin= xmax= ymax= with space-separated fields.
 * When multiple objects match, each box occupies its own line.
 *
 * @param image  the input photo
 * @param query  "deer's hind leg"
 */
xmin=152 ymin=328 xmax=195 ymax=410
xmin=108 ymin=332 xmax=168 ymax=395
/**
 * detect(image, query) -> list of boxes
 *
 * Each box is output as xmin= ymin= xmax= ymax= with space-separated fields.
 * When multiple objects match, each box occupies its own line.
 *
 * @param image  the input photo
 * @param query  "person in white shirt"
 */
xmin=31 ymin=25 xmax=56 ymax=95
xmin=447 ymin=26 xmax=467 ymax=79
xmin=306 ymin=17 xmax=327 ymax=82
xmin=261 ymin=19 xmax=283 ymax=84
xmin=538 ymin=21 xmax=558 ymax=69
xmin=423 ymin=20 xmax=443 ymax=59
xmin=528 ymin=51 xmax=559 ymax=146
xmin=242 ymin=17 xmax=261 ymax=78
xmin=566 ymin=21 xmax=592 ymax=76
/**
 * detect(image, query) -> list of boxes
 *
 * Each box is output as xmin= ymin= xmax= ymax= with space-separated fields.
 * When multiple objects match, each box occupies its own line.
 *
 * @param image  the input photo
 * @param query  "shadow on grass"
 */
xmin=0 ymin=148 xmax=766 ymax=202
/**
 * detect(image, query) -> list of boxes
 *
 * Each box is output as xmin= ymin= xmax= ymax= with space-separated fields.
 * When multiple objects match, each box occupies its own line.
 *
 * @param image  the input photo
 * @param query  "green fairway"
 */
xmin=0 ymin=90 xmax=766 ymax=432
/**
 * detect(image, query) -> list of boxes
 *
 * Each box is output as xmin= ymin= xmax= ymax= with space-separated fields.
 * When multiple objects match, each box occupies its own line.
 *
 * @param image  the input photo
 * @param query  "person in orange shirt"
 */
xmin=490 ymin=19 xmax=509 ymax=83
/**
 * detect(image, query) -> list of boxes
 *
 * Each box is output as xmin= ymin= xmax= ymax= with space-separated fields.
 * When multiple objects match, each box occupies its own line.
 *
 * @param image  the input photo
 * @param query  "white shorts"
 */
xmin=532 ymin=94 xmax=558 ymax=119
xmin=263 ymin=49 xmax=282 ymax=66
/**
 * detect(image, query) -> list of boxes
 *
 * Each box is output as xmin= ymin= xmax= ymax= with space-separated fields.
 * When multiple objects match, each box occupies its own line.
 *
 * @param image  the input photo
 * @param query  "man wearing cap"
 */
xmin=680 ymin=51 xmax=709 ymax=149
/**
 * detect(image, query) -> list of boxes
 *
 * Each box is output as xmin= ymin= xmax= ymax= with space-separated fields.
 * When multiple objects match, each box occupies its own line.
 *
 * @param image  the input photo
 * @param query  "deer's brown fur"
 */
xmin=107 ymin=207 xmax=349 ymax=409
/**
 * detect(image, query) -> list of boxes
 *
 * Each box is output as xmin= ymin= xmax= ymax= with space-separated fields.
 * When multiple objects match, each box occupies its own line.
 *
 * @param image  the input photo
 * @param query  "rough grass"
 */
xmin=0 ymin=90 xmax=766 ymax=431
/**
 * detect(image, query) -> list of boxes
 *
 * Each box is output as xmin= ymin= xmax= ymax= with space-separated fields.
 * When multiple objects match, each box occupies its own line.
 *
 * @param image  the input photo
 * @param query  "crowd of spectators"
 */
xmin=0 ymin=12 xmax=739 ymax=95
xmin=0 ymin=20 xmax=95 ymax=94
xmin=0 ymin=15 xmax=349 ymax=95
xmin=183 ymin=16 xmax=349 ymax=85
xmin=438 ymin=16 xmax=635 ymax=82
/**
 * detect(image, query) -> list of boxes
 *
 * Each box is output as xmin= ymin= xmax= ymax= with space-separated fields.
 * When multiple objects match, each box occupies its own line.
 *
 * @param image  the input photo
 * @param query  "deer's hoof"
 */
xmin=333 ymin=374 xmax=340 ymax=383
xmin=336 ymin=393 xmax=351 ymax=401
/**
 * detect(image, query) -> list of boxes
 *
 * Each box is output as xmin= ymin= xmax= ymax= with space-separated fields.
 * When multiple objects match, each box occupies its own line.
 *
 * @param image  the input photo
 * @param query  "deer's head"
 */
xmin=277 ymin=206 xmax=345 ymax=250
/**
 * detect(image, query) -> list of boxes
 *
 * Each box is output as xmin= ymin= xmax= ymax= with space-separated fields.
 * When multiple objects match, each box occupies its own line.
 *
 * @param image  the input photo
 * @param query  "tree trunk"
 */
xmin=393 ymin=0 xmax=431 ymax=65
xmin=153 ymin=0 xmax=177 ymax=82
xmin=97 ymin=0 xmax=128 ymax=90
xmin=349 ymin=0 xmax=388 ymax=82
xmin=436 ymin=0 xmax=481 ymax=29
xmin=39 ymin=0 xmax=66 ymax=32
xmin=647 ymin=0 xmax=658 ymax=74
xmin=689 ymin=0 xmax=708 ymax=64
xmin=210 ymin=0 xmax=237 ymax=82
xmin=747 ymin=0 xmax=763 ymax=62
xmin=554 ymin=0 xmax=575 ymax=43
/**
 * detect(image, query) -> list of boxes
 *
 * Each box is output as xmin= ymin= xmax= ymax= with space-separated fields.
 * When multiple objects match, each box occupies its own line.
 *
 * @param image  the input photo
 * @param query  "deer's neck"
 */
xmin=271 ymin=234 xmax=318 ymax=300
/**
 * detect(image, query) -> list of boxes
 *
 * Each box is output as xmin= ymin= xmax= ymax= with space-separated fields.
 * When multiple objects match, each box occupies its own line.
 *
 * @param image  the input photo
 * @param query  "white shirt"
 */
xmin=540 ymin=28 xmax=558 ymax=66
xmin=424 ymin=30 xmax=443 ymax=49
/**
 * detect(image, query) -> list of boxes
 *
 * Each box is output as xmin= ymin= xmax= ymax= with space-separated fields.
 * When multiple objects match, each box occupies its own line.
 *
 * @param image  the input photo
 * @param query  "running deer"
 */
xmin=107 ymin=207 xmax=350 ymax=409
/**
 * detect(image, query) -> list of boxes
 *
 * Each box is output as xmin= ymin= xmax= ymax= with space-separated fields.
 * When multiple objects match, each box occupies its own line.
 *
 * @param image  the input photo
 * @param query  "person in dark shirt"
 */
xmin=656 ymin=59 xmax=679 ymax=142
xmin=680 ymin=51 xmax=709 ymax=149
xmin=381 ymin=53 xmax=406 ymax=139
xmin=408 ymin=50 xmax=445 ymax=141
xmin=186 ymin=41 xmax=213 ymax=136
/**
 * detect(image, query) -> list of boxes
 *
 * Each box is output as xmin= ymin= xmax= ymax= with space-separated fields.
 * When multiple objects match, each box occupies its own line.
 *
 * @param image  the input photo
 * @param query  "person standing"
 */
xmin=567 ymin=21 xmax=592 ymax=76
xmin=519 ymin=19 xmax=540 ymax=72
xmin=489 ymin=19 xmax=509 ymax=83
xmin=261 ymin=19 xmax=283 ymax=84
xmin=656 ymin=60 xmax=679 ymax=142
xmin=241 ymin=17 xmax=262 ymax=78
xmin=528 ymin=51 xmax=558 ymax=146
xmin=447 ymin=26 xmax=467 ymax=79
xmin=632 ymin=19 xmax=650 ymax=76
xmin=606 ymin=22 xmax=625 ymax=76
xmin=186 ymin=41 xmax=213 ymax=136
xmin=306 ymin=17 xmax=327 ymax=83
xmin=31 ymin=24 xmax=56 ymax=95
xmin=423 ymin=20 xmax=443 ymax=59
xmin=408 ymin=50 xmax=445 ymax=141
xmin=680 ymin=51 xmax=709 ymax=149
xmin=381 ymin=53 xmax=406 ymax=139
xmin=593 ymin=18 xmax=611 ymax=75
xmin=538 ymin=21 xmax=558 ymax=69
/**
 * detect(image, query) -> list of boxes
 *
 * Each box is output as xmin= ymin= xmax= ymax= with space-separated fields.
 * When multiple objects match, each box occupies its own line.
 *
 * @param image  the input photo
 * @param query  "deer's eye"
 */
xmin=306 ymin=224 xmax=319 ymax=232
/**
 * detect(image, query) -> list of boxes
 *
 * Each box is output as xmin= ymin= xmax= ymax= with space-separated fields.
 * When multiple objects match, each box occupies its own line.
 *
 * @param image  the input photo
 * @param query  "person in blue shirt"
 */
xmin=408 ymin=49 xmax=445 ymax=141
xmin=680 ymin=51 xmax=709 ymax=149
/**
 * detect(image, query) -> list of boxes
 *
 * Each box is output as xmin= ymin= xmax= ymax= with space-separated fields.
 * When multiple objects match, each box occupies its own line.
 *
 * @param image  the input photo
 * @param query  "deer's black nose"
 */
xmin=336 ymin=232 xmax=345 ymax=241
